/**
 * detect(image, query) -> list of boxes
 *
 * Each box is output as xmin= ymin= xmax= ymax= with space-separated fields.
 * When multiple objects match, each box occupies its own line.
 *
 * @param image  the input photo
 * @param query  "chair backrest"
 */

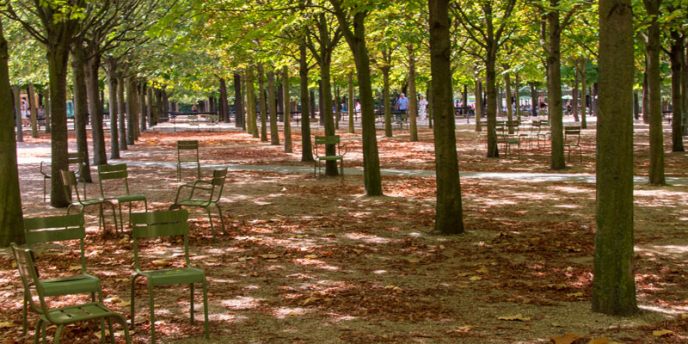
xmin=11 ymin=244 xmax=49 ymax=315
xmin=177 ymin=140 xmax=200 ymax=162
xmin=564 ymin=126 xmax=581 ymax=143
xmin=23 ymin=214 xmax=87 ymax=274
xmin=60 ymin=170 xmax=81 ymax=202
xmin=314 ymin=135 xmax=340 ymax=156
xmin=130 ymin=210 xmax=191 ymax=271
xmin=97 ymin=163 xmax=131 ymax=196
xmin=67 ymin=152 xmax=83 ymax=166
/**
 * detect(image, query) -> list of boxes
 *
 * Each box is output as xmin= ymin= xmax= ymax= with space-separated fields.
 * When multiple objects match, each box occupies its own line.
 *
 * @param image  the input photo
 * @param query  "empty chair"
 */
xmin=177 ymin=140 xmax=201 ymax=181
xmin=170 ymin=167 xmax=228 ymax=239
xmin=61 ymin=170 xmax=118 ymax=232
xmin=313 ymin=135 xmax=345 ymax=177
xmin=564 ymin=125 xmax=583 ymax=163
xmin=11 ymin=243 xmax=131 ymax=344
xmin=97 ymin=163 xmax=148 ymax=233
xmin=41 ymin=152 xmax=85 ymax=202
xmin=130 ymin=210 xmax=209 ymax=343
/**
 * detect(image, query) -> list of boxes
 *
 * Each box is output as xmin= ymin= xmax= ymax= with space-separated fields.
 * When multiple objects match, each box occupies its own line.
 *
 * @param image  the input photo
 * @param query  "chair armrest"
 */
xmin=40 ymin=161 xmax=50 ymax=177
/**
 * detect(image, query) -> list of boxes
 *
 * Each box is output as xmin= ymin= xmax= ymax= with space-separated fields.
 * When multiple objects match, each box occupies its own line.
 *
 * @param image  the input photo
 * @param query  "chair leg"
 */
xmin=109 ymin=203 xmax=119 ymax=234
xmin=43 ymin=178 xmax=47 ymax=202
xmin=99 ymin=204 xmax=105 ymax=231
xmin=130 ymin=275 xmax=140 ymax=329
xmin=147 ymin=283 xmax=156 ymax=344
xmin=118 ymin=203 xmax=124 ymax=233
xmin=23 ymin=292 xmax=28 ymax=336
xmin=54 ymin=324 xmax=64 ymax=344
xmin=190 ymin=284 xmax=195 ymax=324
xmin=205 ymin=207 xmax=216 ymax=240
xmin=111 ymin=313 xmax=132 ymax=344
xmin=202 ymin=281 xmax=209 ymax=339
xmin=216 ymin=204 xmax=227 ymax=234
xmin=33 ymin=318 xmax=42 ymax=344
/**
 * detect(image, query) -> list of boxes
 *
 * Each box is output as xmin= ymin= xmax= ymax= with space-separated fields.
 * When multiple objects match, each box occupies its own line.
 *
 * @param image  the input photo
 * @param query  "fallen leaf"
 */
xmin=550 ymin=333 xmax=580 ymax=344
xmin=152 ymin=259 xmax=170 ymax=267
xmin=67 ymin=265 xmax=81 ymax=272
xmin=469 ymin=276 xmax=482 ymax=281
xmin=261 ymin=254 xmax=279 ymax=259
xmin=449 ymin=325 xmax=473 ymax=333
xmin=0 ymin=321 xmax=15 ymax=329
xmin=652 ymin=329 xmax=673 ymax=337
xmin=588 ymin=338 xmax=612 ymax=344
xmin=498 ymin=314 xmax=531 ymax=321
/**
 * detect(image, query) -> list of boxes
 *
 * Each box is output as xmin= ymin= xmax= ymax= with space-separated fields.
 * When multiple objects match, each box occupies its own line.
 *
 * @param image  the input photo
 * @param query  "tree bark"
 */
xmin=486 ymin=54 xmax=499 ymax=157
xmin=246 ymin=68 xmax=259 ymax=138
xmin=267 ymin=71 xmax=280 ymax=145
xmin=429 ymin=0 xmax=464 ymax=234
xmin=47 ymin=41 xmax=71 ymax=207
xmin=504 ymin=70 xmax=513 ymax=133
xmin=572 ymin=65 xmax=579 ymax=122
xmin=234 ymin=73 xmax=245 ymax=128
xmin=139 ymin=82 xmax=147 ymax=133
xmin=0 ymin=20 xmax=24 ymax=246
xmin=382 ymin=66 xmax=392 ymax=137
xmin=581 ymin=60 xmax=588 ymax=128
xmin=219 ymin=78 xmax=228 ymax=123
xmin=408 ymin=44 xmax=419 ymax=141
xmin=592 ymin=0 xmax=637 ymax=316
xmin=71 ymin=47 xmax=92 ymax=183
xmin=546 ymin=0 xmax=566 ymax=170
xmin=86 ymin=54 xmax=106 ymax=166
xmin=669 ymin=30 xmax=684 ymax=152
xmin=117 ymin=76 xmax=127 ymax=151
xmin=475 ymin=79 xmax=483 ymax=132
xmin=348 ymin=71 xmax=355 ymax=133
xmin=126 ymin=78 xmax=138 ymax=145
xmin=28 ymin=84 xmax=38 ymax=138
xmin=13 ymin=86 xmax=22 ymax=143
xmin=299 ymin=42 xmax=314 ymax=161
xmin=257 ymin=65 xmax=268 ymax=142
xmin=530 ymin=82 xmax=538 ymax=116
xmin=644 ymin=0 xmax=665 ymax=185
xmin=282 ymin=66 xmax=292 ymax=153
xmin=106 ymin=61 xmax=119 ymax=159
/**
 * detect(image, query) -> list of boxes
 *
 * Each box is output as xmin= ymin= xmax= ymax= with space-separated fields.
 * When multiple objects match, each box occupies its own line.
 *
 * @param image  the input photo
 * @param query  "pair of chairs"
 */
xmin=61 ymin=163 xmax=147 ymax=234
xmin=40 ymin=152 xmax=85 ymax=202
xmin=14 ymin=210 xmax=209 ymax=343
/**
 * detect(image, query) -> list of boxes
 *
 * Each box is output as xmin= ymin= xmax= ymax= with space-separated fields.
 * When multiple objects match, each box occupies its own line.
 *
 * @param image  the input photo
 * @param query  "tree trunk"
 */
xmin=348 ymin=71 xmax=355 ymax=133
xmin=546 ymin=0 xmax=566 ymax=170
xmin=299 ymin=41 xmax=314 ymax=161
xmin=117 ymin=76 xmax=127 ymax=151
xmin=139 ymin=83 xmax=147 ymax=133
xmin=71 ymin=47 xmax=92 ymax=183
xmin=408 ymin=44 xmax=419 ymax=141
xmin=504 ymin=71 xmax=513 ymax=133
xmin=218 ymin=78 xmax=228 ymax=123
xmin=86 ymin=54 xmax=106 ymax=166
xmin=429 ymin=0 xmax=464 ymax=235
xmin=47 ymin=41 xmax=71 ymax=207
xmin=581 ymin=60 xmax=588 ymax=128
xmin=320 ymin=61 xmax=338 ymax=176
xmin=44 ymin=87 xmax=51 ymax=133
xmin=267 ymin=71 xmax=280 ymax=145
xmin=382 ymin=67 xmax=392 ymax=137
xmin=669 ymin=30 xmax=684 ymax=152
xmin=28 ymin=84 xmax=38 ymax=138
xmin=645 ymin=0 xmax=665 ymax=185
xmin=572 ymin=65 xmax=580 ymax=122
xmin=257 ymin=65 xmax=268 ymax=142
xmin=126 ymin=78 xmax=138 ymax=145
xmin=592 ymin=0 xmax=637 ymax=316
xmin=334 ymin=84 xmax=340 ymax=130
xmin=486 ymin=55 xmax=499 ymax=157
xmin=246 ymin=68 xmax=259 ymax=138
xmin=475 ymin=79 xmax=483 ymax=132
xmin=147 ymin=87 xmax=155 ymax=127
xmin=530 ymin=82 xmax=538 ymax=116
xmin=106 ymin=62 xmax=119 ymax=159
xmin=515 ymin=73 xmax=521 ymax=121
xmin=234 ymin=73 xmax=245 ymax=128
xmin=13 ymin=86 xmax=22 ymax=143
xmin=283 ymin=66 xmax=292 ymax=153
xmin=0 ymin=20 xmax=24 ymax=246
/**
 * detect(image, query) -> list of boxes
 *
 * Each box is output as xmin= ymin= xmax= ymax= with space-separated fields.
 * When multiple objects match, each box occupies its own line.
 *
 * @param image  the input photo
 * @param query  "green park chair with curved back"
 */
xmin=130 ymin=210 xmax=209 ymax=343
xmin=564 ymin=125 xmax=583 ymax=163
xmin=313 ymin=135 xmax=345 ymax=177
xmin=11 ymin=243 xmax=131 ymax=344
xmin=20 ymin=214 xmax=101 ymax=336
xmin=61 ymin=170 xmax=118 ymax=233
xmin=170 ymin=167 xmax=228 ymax=239
xmin=41 ymin=152 xmax=85 ymax=202
xmin=176 ymin=140 xmax=201 ymax=181
xmin=97 ymin=163 xmax=148 ymax=233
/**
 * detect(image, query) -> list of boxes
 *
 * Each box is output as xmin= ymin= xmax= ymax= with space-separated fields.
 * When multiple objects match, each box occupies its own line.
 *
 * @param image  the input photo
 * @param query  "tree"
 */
xmin=592 ymin=0 xmax=637 ymax=315
xmin=643 ymin=0 xmax=665 ymax=185
xmin=282 ymin=66 xmax=293 ymax=153
xmin=0 ymin=18 xmax=24 ymax=247
xmin=429 ymin=0 xmax=464 ymax=235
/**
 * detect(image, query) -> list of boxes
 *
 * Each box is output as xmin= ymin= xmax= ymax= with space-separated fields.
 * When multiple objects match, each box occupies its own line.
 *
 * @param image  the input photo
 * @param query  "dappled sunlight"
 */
xmin=221 ymin=296 xmax=263 ymax=310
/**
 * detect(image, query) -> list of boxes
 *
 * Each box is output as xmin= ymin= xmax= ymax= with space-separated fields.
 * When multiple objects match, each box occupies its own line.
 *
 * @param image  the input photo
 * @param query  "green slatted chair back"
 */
xmin=61 ymin=170 xmax=83 ymax=203
xmin=97 ymin=164 xmax=132 ymax=198
xmin=24 ymin=214 xmax=87 ymax=273
xmin=130 ymin=210 xmax=191 ymax=272
xmin=11 ymin=244 xmax=48 ymax=315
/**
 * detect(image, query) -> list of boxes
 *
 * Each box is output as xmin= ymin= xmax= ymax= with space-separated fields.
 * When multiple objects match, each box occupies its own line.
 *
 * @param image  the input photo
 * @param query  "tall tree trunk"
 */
xmin=71 ymin=47 xmax=92 ymax=183
xmin=427 ymin=80 xmax=434 ymax=128
xmin=504 ymin=70 xmax=513 ymax=133
xmin=382 ymin=67 xmax=392 ymax=137
xmin=515 ymin=73 xmax=521 ymax=121
xmin=593 ymin=0 xmax=637 ymax=316
xmin=475 ymin=79 xmax=483 ymax=132
xmin=47 ymin=41 xmax=72 ymax=207
xmin=147 ymin=87 xmax=155 ymax=127
xmin=28 ymin=84 xmax=38 ymax=138
xmin=139 ymin=83 xmax=147 ymax=133
xmin=334 ymin=84 xmax=340 ymax=130
xmin=13 ymin=86 xmax=22 ymax=143
xmin=257 ymin=65 xmax=268 ymax=142
xmin=408 ymin=44 xmax=419 ymax=141
xmin=0 ymin=20 xmax=24 ymax=246
xmin=267 ymin=71 xmax=280 ymax=145
xmin=106 ymin=62 xmax=119 ymax=159
xmin=44 ymin=87 xmax=51 ymax=133
xmin=126 ymin=78 xmax=138 ymax=145
xmin=299 ymin=42 xmax=314 ymax=161
xmin=320 ymin=62 xmax=338 ymax=176
xmin=348 ymin=71 xmax=355 ymax=133
xmin=581 ymin=60 xmax=588 ymax=128
xmin=219 ymin=78 xmax=228 ymax=123
xmin=246 ymin=68 xmax=259 ymax=138
xmin=486 ymin=55 xmax=499 ymax=157
xmin=530 ymin=82 xmax=538 ymax=116
xmin=282 ymin=66 xmax=292 ymax=153
xmin=117 ymin=76 xmax=127 ymax=151
xmin=429 ymin=0 xmax=464 ymax=234
xmin=546 ymin=0 xmax=566 ymax=169
xmin=234 ymin=73 xmax=245 ymax=128
xmin=645 ymin=0 xmax=665 ymax=185
xmin=642 ymin=70 xmax=649 ymax=124
xmin=572 ymin=65 xmax=580 ymax=122
xmin=86 ymin=54 xmax=106 ymax=166
xmin=669 ymin=30 xmax=684 ymax=152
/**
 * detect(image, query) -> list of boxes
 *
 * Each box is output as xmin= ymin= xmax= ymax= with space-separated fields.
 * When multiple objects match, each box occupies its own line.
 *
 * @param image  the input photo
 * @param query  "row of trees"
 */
xmin=0 ymin=0 xmax=677 ymax=317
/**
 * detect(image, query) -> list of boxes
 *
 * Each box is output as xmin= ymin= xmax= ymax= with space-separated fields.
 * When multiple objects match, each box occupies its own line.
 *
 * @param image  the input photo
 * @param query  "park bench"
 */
xmin=40 ymin=152 xmax=85 ymax=202
xmin=61 ymin=170 xmax=118 ymax=233
xmin=177 ymin=140 xmax=201 ymax=181
xmin=170 ymin=167 xmax=228 ymax=239
xmin=313 ymin=135 xmax=345 ymax=177
xmin=564 ymin=125 xmax=583 ymax=163
xmin=11 ymin=243 xmax=131 ymax=344
xmin=130 ymin=210 xmax=209 ymax=343
xmin=97 ymin=163 xmax=148 ymax=233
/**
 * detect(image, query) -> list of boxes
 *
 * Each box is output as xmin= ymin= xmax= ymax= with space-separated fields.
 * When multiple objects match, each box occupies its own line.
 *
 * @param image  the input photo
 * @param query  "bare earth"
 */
xmin=1 ymin=118 xmax=688 ymax=343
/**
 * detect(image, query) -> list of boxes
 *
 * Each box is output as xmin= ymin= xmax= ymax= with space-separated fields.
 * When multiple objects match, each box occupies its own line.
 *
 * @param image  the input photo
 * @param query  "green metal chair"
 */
xmin=176 ymin=140 xmax=201 ymax=181
xmin=564 ymin=125 xmax=583 ymax=163
xmin=11 ymin=243 xmax=131 ymax=344
xmin=41 ymin=152 xmax=85 ymax=202
xmin=313 ymin=135 xmax=345 ymax=177
xmin=61 ymin=170 xmax=118 ymax=232
xmin=97 ymin=164 xmax=148 ymax=233
xmin=170 ymin=167 xmax=228 ymax=239
xmin=130 ymin=210 xmax=209 ymax=343
xmin=20 ymin=214 xmax=101 ymax=336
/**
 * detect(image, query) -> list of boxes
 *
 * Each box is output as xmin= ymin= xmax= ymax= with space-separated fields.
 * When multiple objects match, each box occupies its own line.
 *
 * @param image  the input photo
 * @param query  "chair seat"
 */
xmin=77 ymin=198 xmax=108 ymax=206
xmin=40 ymin=274 xmax=100 ymax=296
xmin=137 ymin=267 xmax=205 ymax=286
xmin=111 ymin=194 xmax=146 ymax=203
xmin=45 ymin=302 xmax=117 ymax=324
xmin=177 ymin=199 xmax=213 ymax=207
